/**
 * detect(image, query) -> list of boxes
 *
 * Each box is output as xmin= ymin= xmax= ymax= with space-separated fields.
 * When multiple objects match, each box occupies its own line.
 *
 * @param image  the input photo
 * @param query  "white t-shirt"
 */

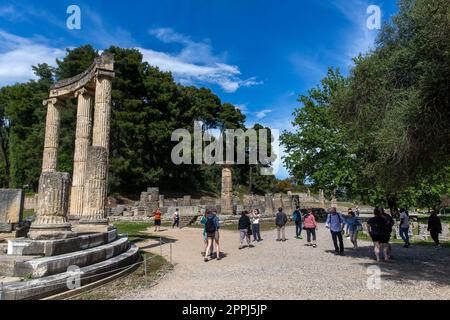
xmin=399 ymin=212 xmax=409 ymax=228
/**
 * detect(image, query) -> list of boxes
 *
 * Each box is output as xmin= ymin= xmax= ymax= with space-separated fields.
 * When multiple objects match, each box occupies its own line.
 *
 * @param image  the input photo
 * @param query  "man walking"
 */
xmin=172 ymin=208 xmax=180 ymax=228
xmin=292 ymin=206 xmax=303 ymax=239
xmin=275 ymin=207 xmax=288 ymax=242
xmin=399 ymin=208 xmax=410 ymax=248
xmin=326 ymin=207 xmax=345 ymax=255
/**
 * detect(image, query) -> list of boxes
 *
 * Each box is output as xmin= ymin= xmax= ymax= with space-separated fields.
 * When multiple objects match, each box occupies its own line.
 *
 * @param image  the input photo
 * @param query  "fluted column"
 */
xmin=69 ymin=88 xmax=93 ymax=220
xmin=42 ymin=98 xmax=63 ymax=172
xmin=79 ymin=70 xmax=114 ymax=226
xmin=28 ymin=172 xmax=73 ymax=240
xmin=221 ymin=165 xmax=233 ymax=215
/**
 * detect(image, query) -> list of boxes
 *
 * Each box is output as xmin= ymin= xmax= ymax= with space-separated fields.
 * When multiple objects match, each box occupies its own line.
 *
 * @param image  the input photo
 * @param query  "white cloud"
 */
xmin=330 ymin=0 xmax=378 ymax=64
xmin=0 ymin=30 xmax=65 ymax=86
xmin=143 ymin=27 xmax=262 ymax=93
xmin=255 ymin=109 xmax=273 ymax=119
xmin=235 ymin=104 xmax=247 ymax=112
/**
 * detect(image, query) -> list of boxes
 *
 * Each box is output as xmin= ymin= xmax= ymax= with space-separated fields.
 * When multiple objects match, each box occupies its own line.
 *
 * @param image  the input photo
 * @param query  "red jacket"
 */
xmin=303 ymin=214 xmax=316 ymax=229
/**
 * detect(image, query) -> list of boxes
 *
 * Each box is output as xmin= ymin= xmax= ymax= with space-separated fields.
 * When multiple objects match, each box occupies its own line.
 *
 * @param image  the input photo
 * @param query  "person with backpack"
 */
xmin=428 ymin=211 xmax=442 ymax=248
xmin=326 ymin=207 xmax=345 ymax=255
xmin=303 ymin=210 xmax=317 ymax=248
xmin=275 ymin=207 xmax=288 ymax=242
xmin=251 ymin=209 xmax=262 ymax=242
xmin=172 ymin=208 xmax=180 ymax=229
xmin=345 ymin=210 xmax=361 ymax=249
xmin=292 ymin=206 xmax=303 ymax=239
xmin=367 ymin=207 xmax=391 ymax=262
xmin=204 ymin=211 xmax=221 ymax=262
xmin=238 ymin=211 xmax=252 ymax=249
xmin=399 ymin=208 xmax=410 ymax=248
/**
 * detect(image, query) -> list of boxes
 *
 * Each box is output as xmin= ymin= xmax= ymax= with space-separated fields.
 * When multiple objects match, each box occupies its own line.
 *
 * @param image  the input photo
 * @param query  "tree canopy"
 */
xmin=281 ymin=0 xmax=450 ymax=209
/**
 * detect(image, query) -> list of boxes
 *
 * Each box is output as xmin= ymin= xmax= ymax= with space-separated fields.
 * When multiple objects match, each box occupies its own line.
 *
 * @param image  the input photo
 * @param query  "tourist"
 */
xmin=172 ymin=208 xmax=180 ymax=228
xmin=238 ymin=211 xmax=252 ymax=249
xmin=200 ymin=210 xmax=213 ymax=258
xmin=252 ymin=209 xmax=262 ymax=242
xmin=204 ymin=210 xmax=221 ymax=262
xmin=275 ymin=207 xmax=288 ymax=242
xmin=367 ymin=208 xmax=391 ymax=262
xmin=325 ymin=207 xmax=345 ymax=255
xmin=345 ymin=210 xmax=361 ymax=249
xmin=153 ymin=208 xmax=162 ymax=232
xmin=344 ymin=208 xmax=353 ymax=238
xmin=292 ymin=206 xmax=303 ymax=239
xmin=399 ymin=208 xmax=410 ymax=248
xmin=303 ymin=210 xmax=317 ymax=248
xmin=381 ymin=208 xmax=395 ymax=258
xmin=428 ymin=211 xmax=442 ymax=248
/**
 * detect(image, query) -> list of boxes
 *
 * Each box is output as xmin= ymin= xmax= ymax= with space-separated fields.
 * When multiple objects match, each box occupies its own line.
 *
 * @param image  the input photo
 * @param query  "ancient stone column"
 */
xmin=28 ymin=172 xmax=73 ymax=240
xmin=319 ymin=189 xmax=325 ymax=208
xmin=221 ymin=165 xmax=233 ymax=215
xmin=79 ymin=146 xmax=109 ymax=226
xmin=77 ymin=70 xmax=114 ymax=230
xmin=69 ymin=88 xmax=93 ymax=220
xmin=42 ymin=98 xmax=63 ymax=172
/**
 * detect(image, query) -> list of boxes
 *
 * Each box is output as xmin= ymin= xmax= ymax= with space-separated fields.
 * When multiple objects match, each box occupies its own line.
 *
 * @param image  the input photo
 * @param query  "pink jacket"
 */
xmin=303 ymin=214 xmax=316 ymax=229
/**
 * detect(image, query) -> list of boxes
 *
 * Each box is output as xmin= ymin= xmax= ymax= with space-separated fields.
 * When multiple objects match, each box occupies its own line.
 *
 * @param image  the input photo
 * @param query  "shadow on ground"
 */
xmin=339 ymin=243 xmax=450 ymax=286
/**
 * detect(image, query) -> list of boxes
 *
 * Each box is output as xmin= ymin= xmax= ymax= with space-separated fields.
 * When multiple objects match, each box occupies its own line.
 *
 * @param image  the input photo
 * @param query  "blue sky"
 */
xmin=0 ymin=0 xmax=399 ymax=179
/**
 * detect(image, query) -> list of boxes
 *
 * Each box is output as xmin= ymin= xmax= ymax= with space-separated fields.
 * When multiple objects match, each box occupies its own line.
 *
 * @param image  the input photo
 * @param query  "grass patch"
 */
xmin=23 ymin=209 xmax=35 ymax=219
xmin=72 ymin=252 xmax=171 ymax=300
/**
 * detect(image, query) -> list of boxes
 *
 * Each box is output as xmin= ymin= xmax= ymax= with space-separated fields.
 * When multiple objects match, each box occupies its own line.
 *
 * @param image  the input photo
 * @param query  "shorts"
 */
xmin=371 ymin=234 xmax=390 ymax=243
xmin=154 ymin=220 xmax=161 ymax=226
xmin=206 ymin=231 xmax=219 ymax=241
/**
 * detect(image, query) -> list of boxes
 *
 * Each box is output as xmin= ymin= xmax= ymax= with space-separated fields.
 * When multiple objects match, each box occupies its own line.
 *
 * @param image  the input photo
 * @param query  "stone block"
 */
xmin=0 ymin=189 xmax=24 ymax=226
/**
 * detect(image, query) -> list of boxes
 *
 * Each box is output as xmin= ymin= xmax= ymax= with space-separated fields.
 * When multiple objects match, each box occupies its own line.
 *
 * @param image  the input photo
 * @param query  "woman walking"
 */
xmin=367 ymin=208 xmax=391 ymax=262
xmin=204 ymin=211 xmax=221 ymax=262
xmin=428 ymin=211 xmax=442 ymax=247
xmin=303 ymin=210 xmax=317 ymax=248
xmin=252 ymin=209 xmax=262 ymax=242
xmin=345 ymin=210 xmax=361 ymax=249
xmin=238 ymin=211 xmax=252 ymax=249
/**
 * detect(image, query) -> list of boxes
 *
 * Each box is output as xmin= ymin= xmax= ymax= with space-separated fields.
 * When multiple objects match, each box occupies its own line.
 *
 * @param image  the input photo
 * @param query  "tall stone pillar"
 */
xmin=78 ymin=70 xmax=114 ymax=230
xmin=319 ymin=189 xmax=325 ymax=208
xmin=69 ymin=88 xmax=93 ymax=220
xmin=29 ymin=172 xmax=73 ymax=240
xmin=221 ymin=165 xmax=233 ymax=215
xmin=42 ymin=98 xmax=63 ymax=172
xmin=79 ymin=146 xmax=109 ymax=226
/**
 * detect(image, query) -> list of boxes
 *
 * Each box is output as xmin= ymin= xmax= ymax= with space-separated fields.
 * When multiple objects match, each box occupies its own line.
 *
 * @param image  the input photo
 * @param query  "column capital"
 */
xmin=74 ymin=87 xmax=94 ymax=98
xmin=43 ymin=98 xmax=64 ymax=108
xmin=95 ymin=69 xmax=115 ymax=80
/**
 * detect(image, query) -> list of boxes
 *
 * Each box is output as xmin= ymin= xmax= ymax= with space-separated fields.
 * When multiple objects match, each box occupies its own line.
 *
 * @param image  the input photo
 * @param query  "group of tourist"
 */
xmin=153 ymin=204 xmax=445 ymax=263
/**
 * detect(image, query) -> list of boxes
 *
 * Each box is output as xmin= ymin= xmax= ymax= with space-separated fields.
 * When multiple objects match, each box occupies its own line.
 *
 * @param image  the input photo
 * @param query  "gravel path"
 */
xmin=124 ymin=224 xmax=450 ymax=300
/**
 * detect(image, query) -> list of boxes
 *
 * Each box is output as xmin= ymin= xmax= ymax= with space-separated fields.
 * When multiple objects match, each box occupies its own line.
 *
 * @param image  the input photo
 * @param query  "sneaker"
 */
xmin=204 ymin=258 xmax=209 ymax=262
xmin=312 ymin=244 xmax=317 ymax=248
xmin=299 ymin=236 xmax=303 ymax=239
xmin=276 ymin=239 xmax=281 ymax=242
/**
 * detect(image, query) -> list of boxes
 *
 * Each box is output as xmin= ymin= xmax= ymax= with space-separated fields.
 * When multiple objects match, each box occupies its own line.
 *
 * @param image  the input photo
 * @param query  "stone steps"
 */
xmin=0 ymin=244 xmax=139 ymax=300
xmin=14 ymin=237 xmax=129 ymax=278
xmin=7 ymin=229 xmax=118 ymax=256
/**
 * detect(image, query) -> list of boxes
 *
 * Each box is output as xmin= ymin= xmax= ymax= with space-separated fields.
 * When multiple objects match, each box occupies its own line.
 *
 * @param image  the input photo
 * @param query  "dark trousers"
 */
xmin=295 ymin=221 xmax=302 ymax=237
xmin=252 ymin=224 xmax=261 ymax=241
xmin=306 ymin=228 xmax=316 ymax=242
xmin=172 ymin=218 xmax=179 ymax=228
xmin=430 ymin=230 xmax=440 ymax=246
xmin=331 ymin=231 xmax=344 ymax=253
